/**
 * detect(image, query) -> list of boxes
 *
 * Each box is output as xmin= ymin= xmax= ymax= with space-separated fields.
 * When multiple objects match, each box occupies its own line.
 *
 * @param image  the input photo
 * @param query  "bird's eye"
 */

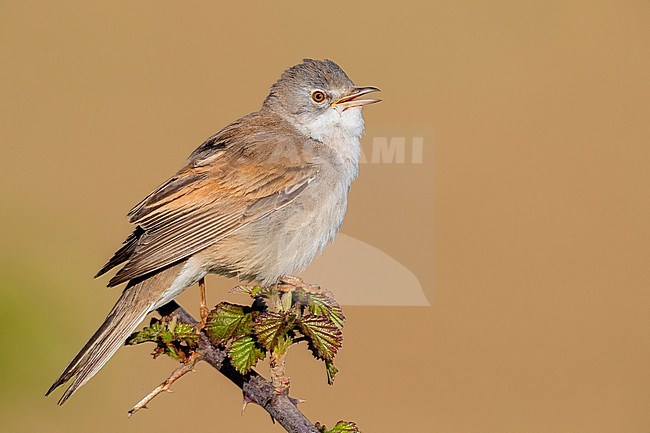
xmin=311 ymin=90 xmax=327 ymax=103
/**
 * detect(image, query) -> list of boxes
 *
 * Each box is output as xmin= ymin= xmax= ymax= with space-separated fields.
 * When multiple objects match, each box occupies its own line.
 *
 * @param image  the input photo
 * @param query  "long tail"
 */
xmin=46 ymin=261 xmax=185 ymax=404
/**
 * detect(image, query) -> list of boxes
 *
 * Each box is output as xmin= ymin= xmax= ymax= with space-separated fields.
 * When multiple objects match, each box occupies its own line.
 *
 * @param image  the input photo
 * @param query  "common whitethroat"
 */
xmin=47 ymin=58 xmax=381 ymax=404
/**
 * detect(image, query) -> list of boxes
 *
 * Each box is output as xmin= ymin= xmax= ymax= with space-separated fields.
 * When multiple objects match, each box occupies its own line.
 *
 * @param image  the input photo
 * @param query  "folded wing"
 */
xmin=98 ymin=114 xmax=318 ymax=286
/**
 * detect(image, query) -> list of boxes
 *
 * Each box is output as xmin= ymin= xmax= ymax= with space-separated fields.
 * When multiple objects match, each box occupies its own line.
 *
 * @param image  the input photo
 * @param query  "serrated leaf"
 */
xmin=159 ymin=329 xmax=174 ymax=345
xmin=280 ymin=291 xmax=293 ymax=312
xmin=205 ymin=302 xmax=253 ymax=344
xmin=309 ymin=298 xmax=345 ymax=329
xmin=126 ymin=318 xmax=197 ymax=362
xmin=273 ymin=334 xmax=294 ymax=357
xmin=126 ymin=318 xmax=165 ymax=345
xmin=325 ymin=359 xmax=338 ymax=385
xmin=166 ymin=345 xmax=181 ymax=361
xmin=327 ymin=421 xmax=360 ymax=433
xmin=254 ymin=312 xmax=291 ymax=350
xmin=227 ymin=336 xmax=265 ymax=374
xmin=295 ymin=289 xmax=345 ymax=329
xmin=172 ymin=322 xmax=199 ymax=345
xmin=230 ymin=284 xmax=265 ymax=297
xmin=316 ymin=421 xmax=360 ymax=433
xmin=298 ymin=315 xmax=342 ymax=361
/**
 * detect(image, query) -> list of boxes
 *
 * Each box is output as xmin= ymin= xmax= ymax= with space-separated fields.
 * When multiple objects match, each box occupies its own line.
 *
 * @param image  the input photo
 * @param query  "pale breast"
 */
xmin=198 ymin=139 xmax=359 ymax=286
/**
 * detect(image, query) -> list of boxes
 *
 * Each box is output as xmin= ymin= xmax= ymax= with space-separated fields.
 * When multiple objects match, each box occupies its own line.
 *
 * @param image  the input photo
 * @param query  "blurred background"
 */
xmin=1 ymin=1 xmax=648 ymax=432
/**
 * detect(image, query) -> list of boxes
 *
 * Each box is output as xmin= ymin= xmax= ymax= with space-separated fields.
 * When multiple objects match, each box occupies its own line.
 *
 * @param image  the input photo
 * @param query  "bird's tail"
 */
xmin=46 ymin=261 xmax=184 ymax=404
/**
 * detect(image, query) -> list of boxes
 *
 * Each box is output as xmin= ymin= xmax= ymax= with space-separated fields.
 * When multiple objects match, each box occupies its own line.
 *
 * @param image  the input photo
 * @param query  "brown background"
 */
xmin=1 ymin=1 xmax=648 ymax=432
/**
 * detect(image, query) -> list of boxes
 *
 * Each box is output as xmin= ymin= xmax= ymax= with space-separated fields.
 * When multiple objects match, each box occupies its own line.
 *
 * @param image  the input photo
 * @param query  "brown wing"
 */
xmin=100 ymin=113 xmax=318 ymax=287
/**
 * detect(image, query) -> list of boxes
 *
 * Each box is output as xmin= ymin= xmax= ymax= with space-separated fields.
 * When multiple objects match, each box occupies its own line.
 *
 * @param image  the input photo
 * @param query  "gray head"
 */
xmin=263 ymin=59 xmax=380 ymax=142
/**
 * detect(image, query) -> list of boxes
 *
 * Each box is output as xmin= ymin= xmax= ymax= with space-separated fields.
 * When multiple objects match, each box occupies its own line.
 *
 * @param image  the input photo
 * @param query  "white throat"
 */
xmin=294 ymin=106 xmax=364 ymax=176
xmin=301 ymin=106 xmax=364 ymax=142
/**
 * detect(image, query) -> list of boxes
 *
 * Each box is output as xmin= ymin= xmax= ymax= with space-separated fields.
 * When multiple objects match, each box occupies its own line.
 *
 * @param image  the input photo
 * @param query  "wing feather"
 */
xmin=104 ymin=112 xmax=318 ymax=287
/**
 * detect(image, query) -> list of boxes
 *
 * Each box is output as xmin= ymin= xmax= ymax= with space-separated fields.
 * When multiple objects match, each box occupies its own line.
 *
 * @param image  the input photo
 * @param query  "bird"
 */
xmin=46 ymin=58 xmax=380 ymax=404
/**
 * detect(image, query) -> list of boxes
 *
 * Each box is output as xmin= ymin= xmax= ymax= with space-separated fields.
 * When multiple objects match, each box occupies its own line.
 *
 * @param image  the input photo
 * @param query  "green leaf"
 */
xmin=254 ymin=312 xmax=292 ymax=351
xmin=172 ymin=322 xmax=199 ymax=345
xmin=227 ymin=336 xmax=266 ymax=374
xmin=230 ymin=284 xmax=265 ymax=297
xmin=328 ymin=421 xmax=360 ymax=433
xmin=126 ymin=318 xmax=166 ymax=345
xmin=309 ymin=297 xmax=345 ymax=329
xmin=295 ymin=289 xmax=345 ymax=329
xmin=316 ymin=421 xmax=360 ymax=433
xmin=280 ymin=291 xmax=293 ymax=312
xmin=298 ymin=315 xmax=342 ymax=361
xmin=126 ymin=318 xmax=198 ymax=362
xmin=273 ymin=334 xmax=294 ymax=357
xmin=205 ymin=302 xmax=253 ymax=344
xmin=325 ymin=359 xmax=338 ymax=385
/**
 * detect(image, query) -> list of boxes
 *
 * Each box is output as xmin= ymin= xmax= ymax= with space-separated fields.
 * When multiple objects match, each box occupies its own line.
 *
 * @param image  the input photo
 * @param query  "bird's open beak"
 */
xmin=332 ymin=86 xmax=381 ymax=110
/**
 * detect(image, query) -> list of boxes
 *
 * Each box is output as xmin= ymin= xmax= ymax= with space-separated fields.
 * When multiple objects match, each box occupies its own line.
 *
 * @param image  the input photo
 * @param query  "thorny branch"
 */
xmin=137 ymin=300 xmax=321 ymax=433
xmin=128 ymin=352 xmax=199 ymax=417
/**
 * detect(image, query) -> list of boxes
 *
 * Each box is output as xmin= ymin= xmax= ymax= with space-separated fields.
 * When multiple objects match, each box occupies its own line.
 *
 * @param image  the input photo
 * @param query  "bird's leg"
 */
xmin=198 ymin=277 xmax=209 ymax=330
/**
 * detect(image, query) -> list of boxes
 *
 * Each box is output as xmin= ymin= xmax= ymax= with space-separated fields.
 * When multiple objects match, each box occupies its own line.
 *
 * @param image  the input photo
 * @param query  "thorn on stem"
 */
xmin=241 ymin=391 xmax=255 ymax=414
xmin=288 ymin=396 xmax=306 ymax=406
